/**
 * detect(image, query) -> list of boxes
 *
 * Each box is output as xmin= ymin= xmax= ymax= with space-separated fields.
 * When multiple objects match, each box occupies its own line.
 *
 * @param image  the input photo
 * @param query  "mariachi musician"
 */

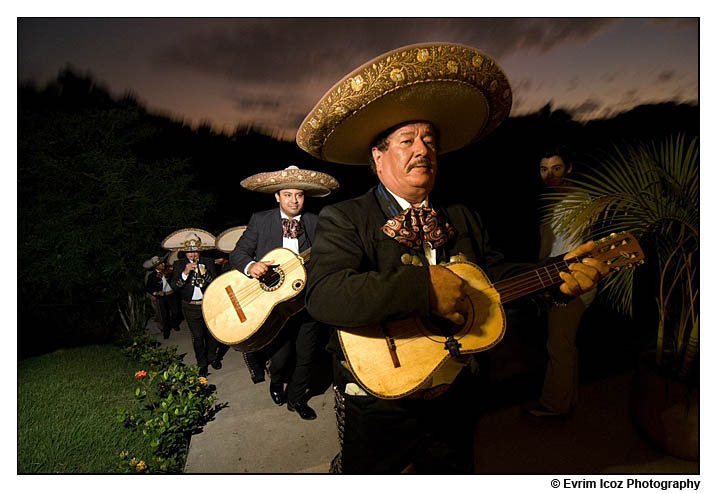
xmin=144 ymin=253 xmax=180 ymax=339
xmin=164 ymin=229 xmax=224 ymax=377
xmin=229 ymin=165 xmax=338 ymax=420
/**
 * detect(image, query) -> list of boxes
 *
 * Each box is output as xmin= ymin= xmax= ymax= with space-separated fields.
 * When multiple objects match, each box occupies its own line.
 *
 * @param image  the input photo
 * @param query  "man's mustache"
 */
xmin=408 ymin=158 xmax=433 ymax=171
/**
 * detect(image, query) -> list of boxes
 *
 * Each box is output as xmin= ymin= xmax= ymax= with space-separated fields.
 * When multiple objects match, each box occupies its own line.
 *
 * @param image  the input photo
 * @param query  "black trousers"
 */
xmin=181 ymin=301 xmax=220 ymax=369
xmin=331 ymin=356 xmax=480 ymax=474
xmin=157 ymin=293 xmax=180 ymax=336
xmin=261 ymin=310 xmax=321 ymax=404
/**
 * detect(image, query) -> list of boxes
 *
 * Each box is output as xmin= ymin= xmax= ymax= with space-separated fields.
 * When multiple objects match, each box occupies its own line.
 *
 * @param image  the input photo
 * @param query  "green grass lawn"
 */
xmin=18 ymin=344 xmax=156 ymax=473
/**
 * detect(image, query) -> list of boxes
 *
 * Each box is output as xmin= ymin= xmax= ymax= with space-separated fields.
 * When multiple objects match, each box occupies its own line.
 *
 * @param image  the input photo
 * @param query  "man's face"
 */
xmin=539 ymin=155 xmax=571 ymax=187
xmin=275 ymin=189 xmax=305 ymax=218
xmin=186 ymin=252 xmax=200 ymax=262
xmin=372 ymin=121 xmax=438 ymax=203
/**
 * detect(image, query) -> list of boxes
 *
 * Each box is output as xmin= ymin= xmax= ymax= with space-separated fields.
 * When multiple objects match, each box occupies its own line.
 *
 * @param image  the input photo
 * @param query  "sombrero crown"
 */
xmin=240 ymin=165 xmax=339 ymax=197
xmin=215 ymin=225 xmax=248 ymax=253
xmin=296 ymin=42 xmax=512 ymax=165
xmin=161 ymin=228 xmax=216 ymax=252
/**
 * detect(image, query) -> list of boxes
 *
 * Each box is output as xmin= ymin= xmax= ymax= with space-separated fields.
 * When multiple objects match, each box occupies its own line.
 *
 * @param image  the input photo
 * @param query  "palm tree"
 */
xmin=540 ymin=135 xmax=699 ymax=378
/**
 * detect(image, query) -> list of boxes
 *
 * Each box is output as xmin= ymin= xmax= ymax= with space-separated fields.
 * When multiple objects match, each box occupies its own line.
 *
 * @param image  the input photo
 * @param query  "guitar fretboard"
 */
xmin=300 ymin=248 xmax=311 ymax=263
xmin=493 ymin=257 xmax=581 ymax=303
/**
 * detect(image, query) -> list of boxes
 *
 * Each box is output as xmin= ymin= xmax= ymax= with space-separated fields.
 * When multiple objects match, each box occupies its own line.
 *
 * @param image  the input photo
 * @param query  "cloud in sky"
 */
xmin=18 ymin=17 xmax=698 ymax=137
xmin=152 ymin=18 xmax=618 ymax=84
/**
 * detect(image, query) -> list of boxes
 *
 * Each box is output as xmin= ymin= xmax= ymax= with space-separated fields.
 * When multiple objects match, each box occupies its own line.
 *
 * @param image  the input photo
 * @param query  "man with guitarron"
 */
xmin=297 ymin=43 xmax=609 ymax=472
xmin=230 ymin=165 xmax=338 ymax=420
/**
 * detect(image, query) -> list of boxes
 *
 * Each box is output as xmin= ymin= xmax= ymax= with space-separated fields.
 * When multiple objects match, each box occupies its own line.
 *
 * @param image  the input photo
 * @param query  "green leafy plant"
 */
xmin=117 ymin=330 xmax=223 ymax=473
xmin=117 ymin=364 xmax=219 ymax=473
xmin=121 ymin=333 xmax=181 ymax=370
xmin=118 ymin=291 xmax=151 ymax=334
xmin=541 ymin=134 xmax=698 ymax=378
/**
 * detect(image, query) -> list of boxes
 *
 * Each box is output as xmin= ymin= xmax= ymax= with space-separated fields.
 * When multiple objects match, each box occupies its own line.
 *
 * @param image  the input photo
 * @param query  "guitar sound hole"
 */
xmin=260 ymin=268 xmax=285 ymax=292
xmin=422 ymin=314 xmax=463 ymax=337
xmin=420 ymin=293 xmax=476 ymax=343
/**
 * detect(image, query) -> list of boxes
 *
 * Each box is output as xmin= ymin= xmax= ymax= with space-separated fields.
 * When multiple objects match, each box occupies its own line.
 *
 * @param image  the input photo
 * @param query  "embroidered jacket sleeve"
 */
xmin=170 ymin=260 xmax=186 ymax=290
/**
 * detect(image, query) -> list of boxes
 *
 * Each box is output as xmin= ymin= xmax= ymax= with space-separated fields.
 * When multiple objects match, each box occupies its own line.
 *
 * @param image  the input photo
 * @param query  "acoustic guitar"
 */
xmin=337 ymin=232 xmax=644 ymax=399
xmin=202 ymin=248 xmax=310 ymax=351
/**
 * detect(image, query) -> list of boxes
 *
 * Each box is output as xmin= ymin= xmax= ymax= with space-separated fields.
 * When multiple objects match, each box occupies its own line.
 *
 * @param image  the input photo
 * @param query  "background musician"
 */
xmin=144 ymin=253 xmax=180 ymax=339
xmin=229 ymin=166 xmax=338 ymax=420
xmin=164 ymin=229 xmax=222 ymax=377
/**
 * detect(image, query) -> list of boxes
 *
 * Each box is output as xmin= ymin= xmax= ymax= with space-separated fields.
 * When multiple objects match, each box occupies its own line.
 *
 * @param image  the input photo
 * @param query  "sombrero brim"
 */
xmin=215 ymin=226 xmax=248 ymax=253
xmin=240 ymin=168 xmax=339 ymax=197
xmin=296 ymin=42 xmax=512 ymax=165
xmin=161 ymin=228 xmax=216 ymax=251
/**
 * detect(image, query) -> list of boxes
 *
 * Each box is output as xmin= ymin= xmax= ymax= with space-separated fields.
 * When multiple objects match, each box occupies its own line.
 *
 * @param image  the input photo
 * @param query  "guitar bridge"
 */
xmin=381 ymin=323 xmax=401 ymax=368
xmin=225 ymin=285 xmax=247 ymax=323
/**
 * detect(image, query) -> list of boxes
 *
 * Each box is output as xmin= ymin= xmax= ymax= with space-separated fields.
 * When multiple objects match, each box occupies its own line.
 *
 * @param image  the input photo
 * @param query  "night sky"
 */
xmin=18 ymin=16 xmax=698 ymax=139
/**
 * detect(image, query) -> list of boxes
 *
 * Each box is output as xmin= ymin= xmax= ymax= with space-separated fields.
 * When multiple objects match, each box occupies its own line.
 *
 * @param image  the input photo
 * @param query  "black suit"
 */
xmin=230 ymin=208 xmax=323 ymax=405
xmin=145 ymin=269 xmax=179 ymax=337
xmin=170 ymin=256 xmax=221 ymax=369
xmin=305 ymin=183 xmax=532 ymax=473
xmin=230 ymin=209 xmax=317 ymax=271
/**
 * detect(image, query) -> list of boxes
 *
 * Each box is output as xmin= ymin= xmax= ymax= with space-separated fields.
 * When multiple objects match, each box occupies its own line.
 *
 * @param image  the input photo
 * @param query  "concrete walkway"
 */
xmin=147 ymin=319 xmax=338 ymax=473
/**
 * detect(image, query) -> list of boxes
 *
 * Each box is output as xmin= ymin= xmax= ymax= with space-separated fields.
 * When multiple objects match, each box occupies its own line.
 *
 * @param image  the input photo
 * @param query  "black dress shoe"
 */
xmin=288 ymin=401 xmax=317 ymax=420
xmin=173 ymin=326 xmax=181 ymax=331
xmin=211 ymin=359 xmax=222 ymax=370
xmin=269 ymin=382 xmax=286 ymax=406
xmin=199 ymin=366 xmax=209 ymax=377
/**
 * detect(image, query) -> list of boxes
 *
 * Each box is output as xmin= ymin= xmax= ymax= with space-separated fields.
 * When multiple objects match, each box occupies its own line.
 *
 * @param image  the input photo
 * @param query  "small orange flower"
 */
xmin=136 ymin=460 xmax=147 ymax=472
xmin=199 ymin=377 xmax=207 ymax=385
xmin=134 ymin=370 xmax=147 ymax=379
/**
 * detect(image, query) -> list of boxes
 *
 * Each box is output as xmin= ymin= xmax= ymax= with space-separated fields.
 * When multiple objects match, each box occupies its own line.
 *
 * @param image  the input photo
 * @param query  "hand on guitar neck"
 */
xmin=428 ymin=265 xmax=469 ymax=326
xmin=559 ymin=240 xmax=610 ymax=296
xmin=428 ymin=239 xmax=610 ymax=325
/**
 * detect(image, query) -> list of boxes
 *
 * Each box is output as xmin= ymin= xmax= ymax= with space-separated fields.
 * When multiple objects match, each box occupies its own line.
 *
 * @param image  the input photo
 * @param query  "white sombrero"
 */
xmin=215 ymin=226 xmax=248 ymax=253
xmin=161 ymin=228 xmax=216 ymax=252
xmin=167 ymin=250 xmax=179 ymax=265
xmin=240 ymin=165 xmax=339 ymax=198
xmin=142 ymin=253 xmax=168 ymax=270
xmin=296 ymin=42 xmax=512 ymax=165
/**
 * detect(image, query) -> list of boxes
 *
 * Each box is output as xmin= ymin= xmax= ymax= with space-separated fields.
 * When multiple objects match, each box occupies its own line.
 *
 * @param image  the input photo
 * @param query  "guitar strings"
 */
xmin=224 ymin=257 xmax=306 ymax=309
xmin=493 ymin=259 xmax=575 ymax=302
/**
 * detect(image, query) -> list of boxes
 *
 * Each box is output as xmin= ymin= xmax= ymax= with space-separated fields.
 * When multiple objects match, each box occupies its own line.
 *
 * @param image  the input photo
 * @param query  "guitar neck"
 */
xmin=299 ymin=248 xmax=311 ymax=264
xmin=493 ymin=257 xmax=580 ymax=303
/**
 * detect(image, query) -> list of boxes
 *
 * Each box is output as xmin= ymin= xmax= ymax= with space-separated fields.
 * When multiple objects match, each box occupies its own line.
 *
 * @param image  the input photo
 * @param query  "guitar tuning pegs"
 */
xmin=610 ymin=232 xmax=617 ymax=237
xmin=639 ymin=260 xmax=645 ymax=265
xmin=610 ymin=244 xmax=616 ymax=249
xmin=630 ymin=253 xmax=636 ymax=258
xmin=622 ymin=240 xmax=628 ymax=245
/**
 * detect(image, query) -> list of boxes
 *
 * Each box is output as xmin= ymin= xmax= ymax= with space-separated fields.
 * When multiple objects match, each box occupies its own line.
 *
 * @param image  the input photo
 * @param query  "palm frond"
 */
xmin=541 ymin=134 xmax=699 ymax=374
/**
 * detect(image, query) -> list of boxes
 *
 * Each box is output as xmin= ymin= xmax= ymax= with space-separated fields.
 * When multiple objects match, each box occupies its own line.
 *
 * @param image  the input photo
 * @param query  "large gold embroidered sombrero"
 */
xmin=240 ymin=165 xmax=339 ymax=197
xmin=215 ymin=226 xmax=248 ymax=253
xmin=161 ymin=228 xmax=216 ymax=252
xmin=296 ymin=42 xmax=512 ymax=165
